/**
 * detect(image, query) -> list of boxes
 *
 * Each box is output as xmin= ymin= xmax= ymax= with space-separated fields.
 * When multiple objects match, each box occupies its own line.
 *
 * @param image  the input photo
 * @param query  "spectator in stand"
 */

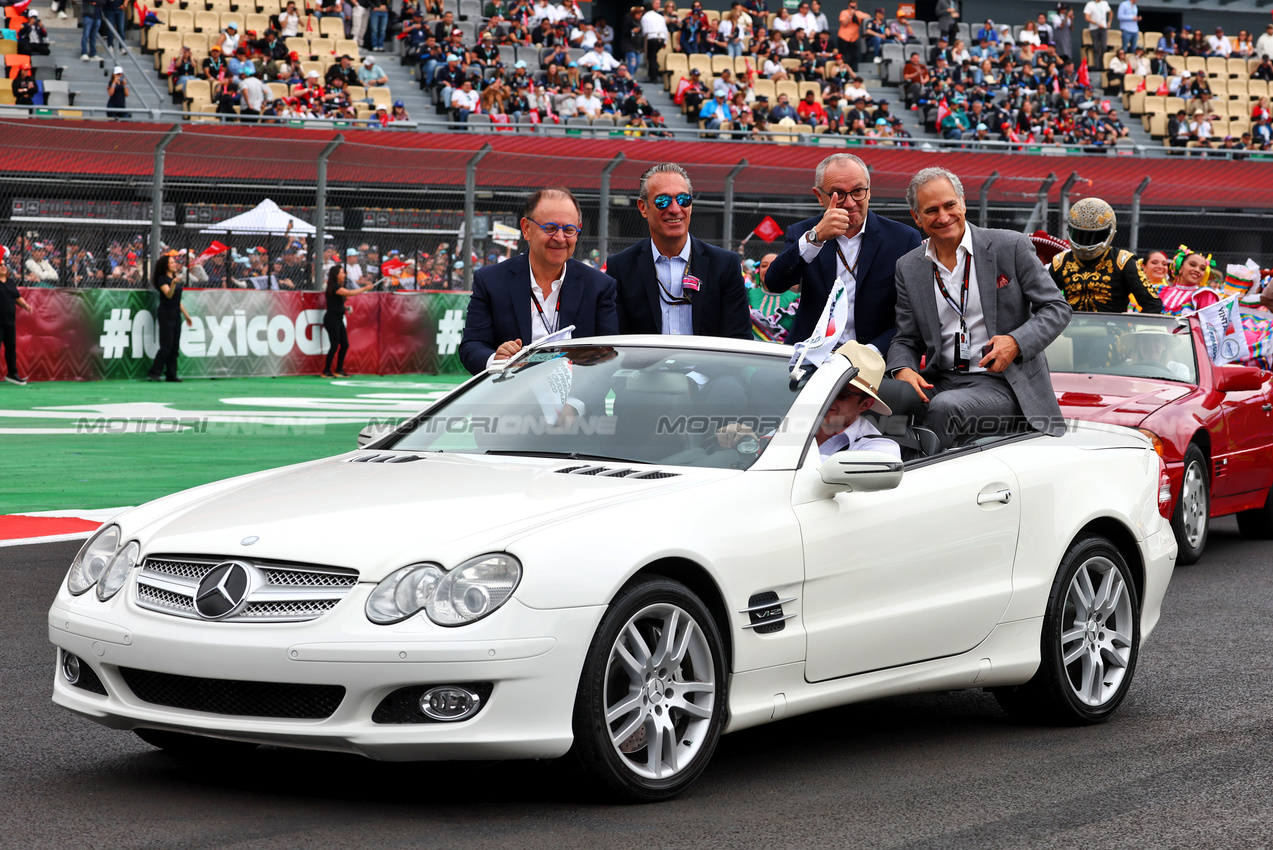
xmin=641 ymin=0 xmax=669 ymax=84
xmin=217 ymin=21 xmax=241 ymax=56
xmin=18 ymin=9 xmax=50 ymax=55
xmin=359 ymin=56 xmax=389 ymax=87
xmin=797 ymin=89 xmax=827 ymax=126
xmin=23 ymin=243 xmax=59 ymax=285
xmin=699 ymin=90 xmax=731 ymax=129
xmin=239 ymin=68 xmax=267 ymax=120
xmin=1235 ymin=30 xmax=1255 ymax=59
xmin=368 ymin=0 xmax=390 ymax=51
xmin=390 ymin=100 xmax=410 ymax=122
xmin=575 ymin=79 xmax=604 ymax=117
xmin=1167 ymin=108 xmax=1190 ymax=147
xmin=451 ymin=78 xmax=481 ymax=124
xmin=327 ymin=55 xmax=360 ymax=88
xmin=81 ymin=0 xmax=103 ymax=60
xmin=1052 ymin=4 xmax=1074 ymax=62
xmin=12 ymin=67 xmax=37 ymax=107
xmin=213 ymin=79 xmax=241 ymax=120
xmin=1116 ymin=0 xmax=1139 ymax=51
xmin=203 ymin=45 xmax=227 ymax=80
xmin=769 ymin=91 xmax=798 ymax=121
xmin=1258 ymin=23 xmax=1273 ymax=60
xmin=791 ymin=2 xmax=817 ymax=36
xmin=619 ymin=4 xmax=644 ymax=74
xmin=941 ymin=101 xmax=971 ymax=138
xmin=836 ymin=0 xmax=868 ymax=70
xmin=229 ymin=47 xmax=256 ymax=83
xmin=1084 ymin=0 xmax=1110 ymax=69
xmin=580 ymin=40 xmax=622 ymax=73
xmin=279 ymin=0 xmax=301 ymax=38
xmin=1186 ymin=30 xmax=1206 ymax=57
xmin=102 ymin=0 xmax=125 ymax=51
xmin=1206 ymin=27 xmax=1231 ymax=58
xmin=935 ymin=0 xmax=960 ymax=42
xmin=107 ymin=66 xmax=130 ymax=120
xmin=902 ymin=52 xmax=929 ymax=107
xmin=0 ymin=258 xmax=33 ymax=386
xmin=1190 ymin=107 xmax=1214 ymax=143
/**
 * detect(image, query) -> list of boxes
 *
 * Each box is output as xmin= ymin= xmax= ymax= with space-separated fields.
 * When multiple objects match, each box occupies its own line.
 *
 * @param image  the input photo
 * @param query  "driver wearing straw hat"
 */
xmin=717 ymin=340 xmax=902 ymax=460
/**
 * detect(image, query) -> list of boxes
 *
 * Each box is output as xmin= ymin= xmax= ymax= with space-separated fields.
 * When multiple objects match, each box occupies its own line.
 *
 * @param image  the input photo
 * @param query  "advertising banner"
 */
xmin=14 ymin=288 xmax=472 ymax=381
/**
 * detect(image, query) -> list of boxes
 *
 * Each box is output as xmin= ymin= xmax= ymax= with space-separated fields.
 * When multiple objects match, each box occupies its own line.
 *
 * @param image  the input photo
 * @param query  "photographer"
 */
xmin=106 ymin=66 xmax=130 ymax=120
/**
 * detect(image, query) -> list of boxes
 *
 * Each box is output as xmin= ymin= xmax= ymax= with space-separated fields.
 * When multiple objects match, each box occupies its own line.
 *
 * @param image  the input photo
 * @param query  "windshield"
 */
xmin=384 ymin=345 xmax=805 ymax=469
xmin=1046 ymin=314 xmax=1197 ymax=384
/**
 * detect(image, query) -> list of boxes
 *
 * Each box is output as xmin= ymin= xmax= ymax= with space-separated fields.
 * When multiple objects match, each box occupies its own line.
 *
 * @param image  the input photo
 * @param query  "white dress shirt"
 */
xmin=653 ymin=239 xmax=694 ymax=335
xmin=484 ymin=268 xmax=566 ymax=371
xmin=799 ymin=228 xmax=867 ymax=349
xmin=923 ymin=226 xmax=989 ymax=373
xmin=791 ymin=11 xmax=818 ymax=33
xmin=817 ymin=416 xmax=901 ymax=460
xmin=641 ymin=8 xmax=669 ymax=38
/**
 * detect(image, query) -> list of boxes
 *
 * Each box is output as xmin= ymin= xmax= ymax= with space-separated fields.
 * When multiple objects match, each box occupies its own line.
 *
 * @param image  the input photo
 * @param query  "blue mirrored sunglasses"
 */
xmin=526 ymin=218 xmax=582 ymax=238
xmin=652 ymin=193 xmax=694 ymax=210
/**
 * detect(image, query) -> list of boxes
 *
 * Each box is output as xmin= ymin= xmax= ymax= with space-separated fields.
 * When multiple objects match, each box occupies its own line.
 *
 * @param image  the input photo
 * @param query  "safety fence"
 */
xmin=6 ymin=119 xmax=1273 ymax=292
xmin=14 ymin=287 xmax=471 ymax=380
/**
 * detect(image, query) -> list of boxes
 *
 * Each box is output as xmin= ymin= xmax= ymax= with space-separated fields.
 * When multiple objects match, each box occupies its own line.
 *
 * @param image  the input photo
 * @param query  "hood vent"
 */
xmin=349 ymin=453 xmax=424 ymax=464
xmin=556 ymin=465 xmax=680 ymax=480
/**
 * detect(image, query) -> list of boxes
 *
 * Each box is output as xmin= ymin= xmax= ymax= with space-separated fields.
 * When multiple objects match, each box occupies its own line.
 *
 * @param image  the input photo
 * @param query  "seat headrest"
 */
xmin=876 ymin=377 xmax=927 ymax=417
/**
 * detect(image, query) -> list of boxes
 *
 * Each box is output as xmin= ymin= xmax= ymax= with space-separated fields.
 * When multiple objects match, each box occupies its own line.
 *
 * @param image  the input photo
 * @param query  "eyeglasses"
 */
xmin=525 ymin=217 xmax=582 ymax=238
xmin=651 ymin=192 xmax=694 ymax=210
xmin=815 ymin=185 xmax=870 ymax=202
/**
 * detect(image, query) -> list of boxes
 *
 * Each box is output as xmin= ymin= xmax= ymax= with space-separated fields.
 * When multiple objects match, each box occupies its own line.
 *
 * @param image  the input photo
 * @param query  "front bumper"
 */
xmin=49 ymin=583 xmax=604 ymax=761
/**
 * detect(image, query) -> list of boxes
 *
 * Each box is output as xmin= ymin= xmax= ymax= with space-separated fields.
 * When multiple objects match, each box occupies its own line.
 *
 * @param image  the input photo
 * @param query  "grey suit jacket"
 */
xmin=886 ymin=223 xmax=1072 ymax=436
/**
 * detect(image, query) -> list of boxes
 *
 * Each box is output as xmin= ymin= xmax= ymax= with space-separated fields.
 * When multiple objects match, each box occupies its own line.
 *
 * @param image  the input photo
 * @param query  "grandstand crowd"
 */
xmin=5 ymin=0 xmax=1273 ymax=149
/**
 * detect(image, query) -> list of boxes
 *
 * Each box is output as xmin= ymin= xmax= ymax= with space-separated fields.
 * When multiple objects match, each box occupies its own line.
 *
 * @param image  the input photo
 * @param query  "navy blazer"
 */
xmin=458 ymin=253 xmax=618 ymax=375
xmin=606 ymin=236 xmax=751 ymax=340
xmin=764 ymin=210 xmax=922 ymax=353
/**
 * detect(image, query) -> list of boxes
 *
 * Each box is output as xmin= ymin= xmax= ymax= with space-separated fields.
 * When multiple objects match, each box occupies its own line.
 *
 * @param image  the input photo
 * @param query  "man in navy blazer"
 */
xmin=460 ymin=188 xmax=618 ymax=375
xmin=605 ymin=163 xmax=750 ymax=340
xmin=764 ymin=153 xmax=922 ymax=353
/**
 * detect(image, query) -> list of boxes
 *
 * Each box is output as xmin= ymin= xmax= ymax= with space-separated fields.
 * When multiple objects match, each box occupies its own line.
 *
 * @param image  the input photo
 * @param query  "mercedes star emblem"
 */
xmin=240 ymin=535 xmax=259 ymax=546
xmin=194 ymin=561 xmax=252 ymax=619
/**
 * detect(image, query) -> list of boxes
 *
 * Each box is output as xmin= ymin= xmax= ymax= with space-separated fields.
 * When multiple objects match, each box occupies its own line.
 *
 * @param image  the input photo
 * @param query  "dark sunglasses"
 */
xmin=652 ymin=192 xmax=694 ymax=210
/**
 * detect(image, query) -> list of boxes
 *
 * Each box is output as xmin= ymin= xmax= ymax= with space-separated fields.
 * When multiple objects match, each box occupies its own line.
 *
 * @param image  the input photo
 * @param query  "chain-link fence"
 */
xmin=6 ymin=119 xmax=1273 ymax=291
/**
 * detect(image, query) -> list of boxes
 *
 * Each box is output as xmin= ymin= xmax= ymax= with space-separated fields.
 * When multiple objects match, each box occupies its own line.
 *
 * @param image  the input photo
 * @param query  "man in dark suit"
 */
xmin=765 ymin=153 xmax=922 ymax=355
xmin=888 ymin=166 xmax=1071 ymax=450
xmin=459 ymin=188 xmax=618 ymax=375
xmin=605 ymin=163 xmax=750 ymax=340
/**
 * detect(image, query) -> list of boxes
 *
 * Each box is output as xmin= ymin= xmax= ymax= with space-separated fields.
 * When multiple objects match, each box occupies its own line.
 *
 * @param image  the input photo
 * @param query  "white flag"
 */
xmin=1196 ymin=295 xmax=1249 ymax=365
xmin=789 ymin=278 xmax=849 ymax=378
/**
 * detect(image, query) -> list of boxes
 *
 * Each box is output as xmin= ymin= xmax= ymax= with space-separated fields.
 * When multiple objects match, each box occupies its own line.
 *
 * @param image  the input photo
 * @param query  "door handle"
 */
xmin=977 ymin=489 xmax=1012 ymax=505
xmin=1263 ymin=403 xmax=1272 ymax=412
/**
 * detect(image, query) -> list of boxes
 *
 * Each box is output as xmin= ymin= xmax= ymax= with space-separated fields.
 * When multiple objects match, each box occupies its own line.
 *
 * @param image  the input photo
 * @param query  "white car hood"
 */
xmin=126 ymin=452 xmax=722 ymax=578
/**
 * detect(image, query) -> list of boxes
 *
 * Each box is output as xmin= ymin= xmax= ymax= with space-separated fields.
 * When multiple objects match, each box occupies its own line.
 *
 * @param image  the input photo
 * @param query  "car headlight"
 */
xmin=67 ymin=525 xmax=121 ymax=596
xmin=366 ymin=553 xmax=521 ymax=626
xmin=96 ymin=540 xmax=140 ymax=602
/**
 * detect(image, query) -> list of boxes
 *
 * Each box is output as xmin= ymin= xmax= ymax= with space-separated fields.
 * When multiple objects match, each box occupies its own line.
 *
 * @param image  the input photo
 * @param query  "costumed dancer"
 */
xmin=748 ymin=253 xmax=800 ymax=343
xmin=1161 ymin=247 xmax=1273 ymax=370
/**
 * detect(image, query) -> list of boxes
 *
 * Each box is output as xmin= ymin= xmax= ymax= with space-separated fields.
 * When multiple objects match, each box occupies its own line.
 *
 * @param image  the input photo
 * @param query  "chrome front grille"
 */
xmin=135 ymin=555 xmax=359 ymax=623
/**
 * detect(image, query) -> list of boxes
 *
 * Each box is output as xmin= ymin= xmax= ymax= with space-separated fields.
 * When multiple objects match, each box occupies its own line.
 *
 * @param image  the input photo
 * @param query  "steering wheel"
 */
xmin=1127 ymin=360 xmax=1179 ymax=380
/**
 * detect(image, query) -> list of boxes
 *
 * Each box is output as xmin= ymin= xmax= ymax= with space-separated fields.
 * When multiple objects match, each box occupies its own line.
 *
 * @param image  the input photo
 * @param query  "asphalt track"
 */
xmin=6 ymin=517 xmax=1273 ymax=850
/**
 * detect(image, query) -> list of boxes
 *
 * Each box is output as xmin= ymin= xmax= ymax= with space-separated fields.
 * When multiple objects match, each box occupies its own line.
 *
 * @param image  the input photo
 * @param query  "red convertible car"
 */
xmin=1047 ymin=313 xmax=1273 ymax=564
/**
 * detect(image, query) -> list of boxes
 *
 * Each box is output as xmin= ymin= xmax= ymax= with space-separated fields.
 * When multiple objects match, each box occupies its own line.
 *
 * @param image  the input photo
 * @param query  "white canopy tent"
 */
xmin=199 ymin=199 xmax=317 ymax=235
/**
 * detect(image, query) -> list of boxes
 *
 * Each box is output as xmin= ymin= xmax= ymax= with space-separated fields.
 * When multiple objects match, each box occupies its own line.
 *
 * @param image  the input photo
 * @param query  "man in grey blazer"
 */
xmin=887 ymin=167 xmax=1072 ymax=450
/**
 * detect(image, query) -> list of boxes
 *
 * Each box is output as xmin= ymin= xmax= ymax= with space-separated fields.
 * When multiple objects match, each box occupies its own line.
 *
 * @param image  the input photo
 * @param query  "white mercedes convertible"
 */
xmin=49 ymin=336 xmax=1177 ymax=800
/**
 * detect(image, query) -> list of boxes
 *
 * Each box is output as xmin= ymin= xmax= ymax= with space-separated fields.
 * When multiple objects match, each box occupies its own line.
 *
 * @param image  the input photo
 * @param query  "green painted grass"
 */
xmin=0 ymin=375 xmax=467 ymax=513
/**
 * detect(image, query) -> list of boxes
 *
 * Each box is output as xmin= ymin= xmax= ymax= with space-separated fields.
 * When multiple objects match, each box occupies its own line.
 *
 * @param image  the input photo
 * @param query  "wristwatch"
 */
xmin=805 ymin=229 xmax=825 ymax=248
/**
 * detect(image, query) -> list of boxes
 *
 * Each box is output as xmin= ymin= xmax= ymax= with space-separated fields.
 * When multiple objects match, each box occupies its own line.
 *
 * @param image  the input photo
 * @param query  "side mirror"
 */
xmin=357 ymin=423 xmax=393 ymax=448
xmin=818 ymin=449 xmax=904 ymax=492
xmin=1215 ymin=365 xmax=1266 ymax=394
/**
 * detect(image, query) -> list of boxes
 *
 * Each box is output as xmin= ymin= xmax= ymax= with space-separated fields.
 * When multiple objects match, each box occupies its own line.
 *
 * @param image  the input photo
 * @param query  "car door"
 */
xmin=795 ymin=450 xmax=1021 ymax=683
xmin=1216 ymin=373 xmax=1273 ymax=499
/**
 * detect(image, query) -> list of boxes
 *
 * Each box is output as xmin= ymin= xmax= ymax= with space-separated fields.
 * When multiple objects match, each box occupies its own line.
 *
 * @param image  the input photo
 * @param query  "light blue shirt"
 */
xmin=652 ymin=239 xmax=694 ymax=335
xmin=1117 ymin=0 xmax=1138 ymax=32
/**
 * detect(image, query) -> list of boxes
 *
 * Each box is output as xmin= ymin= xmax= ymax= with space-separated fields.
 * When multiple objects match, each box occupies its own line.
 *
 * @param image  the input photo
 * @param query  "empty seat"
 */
xmin=367 ymin=86 xmax=390 ymax=108
xmin=319 ymin=17 xmax=343 ymax=38
xmin=184 ymin=78 xmax=212 ymax=102
xmin=334 ymin=38 xmax=359 ymax=59
xmin=1227 ymin=57 xmax=1247 ymax=79
xmin=309 ymin=37 xmax=336 ymax=56
xmin=244 ymin=14 xmax=270 ymax=36
xmin=168 ymin=9 xmax=194 ymax=30
xmin=285 ymin=36 xmax=309 ymax=55
xmin=467 ymin=113 xmax=493 ymax=132
xmin=194 ymin=10 xmax=219 ymax=31
xmin=565 ymin=115 xmax=593 ymax=137
xmin=711 ymin=54 xmax=732 ymax=75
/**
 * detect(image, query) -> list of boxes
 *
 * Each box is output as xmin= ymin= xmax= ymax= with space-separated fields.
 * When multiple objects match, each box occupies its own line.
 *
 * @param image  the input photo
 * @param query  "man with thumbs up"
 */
xmin=764 ymin=153 xmax=921 ymax=355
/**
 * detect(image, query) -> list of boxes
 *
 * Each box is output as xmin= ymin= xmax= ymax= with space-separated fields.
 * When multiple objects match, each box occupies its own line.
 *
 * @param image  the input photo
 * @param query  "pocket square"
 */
xmin=996 ymin=274 xmax=1011 ymax=289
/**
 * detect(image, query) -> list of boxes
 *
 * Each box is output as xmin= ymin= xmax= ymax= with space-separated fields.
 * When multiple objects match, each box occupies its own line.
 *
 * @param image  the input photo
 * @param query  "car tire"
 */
xmin=1170 ymin=444 xmax=1210 ymax=566
xmin=134 ymin=728 xmax=259 ymax=757
xmin=993 ymin=533 xmax=1140 ymax=725
xmin=570 ymin=577 xmax=728 ymax=802
xmin=1236 ymin=486 xmax=1273 ymax=539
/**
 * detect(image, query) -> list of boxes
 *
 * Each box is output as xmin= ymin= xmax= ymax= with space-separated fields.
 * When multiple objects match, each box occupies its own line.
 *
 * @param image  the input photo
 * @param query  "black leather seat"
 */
xmin=868 ymin=378 xmax=940 ymax=459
